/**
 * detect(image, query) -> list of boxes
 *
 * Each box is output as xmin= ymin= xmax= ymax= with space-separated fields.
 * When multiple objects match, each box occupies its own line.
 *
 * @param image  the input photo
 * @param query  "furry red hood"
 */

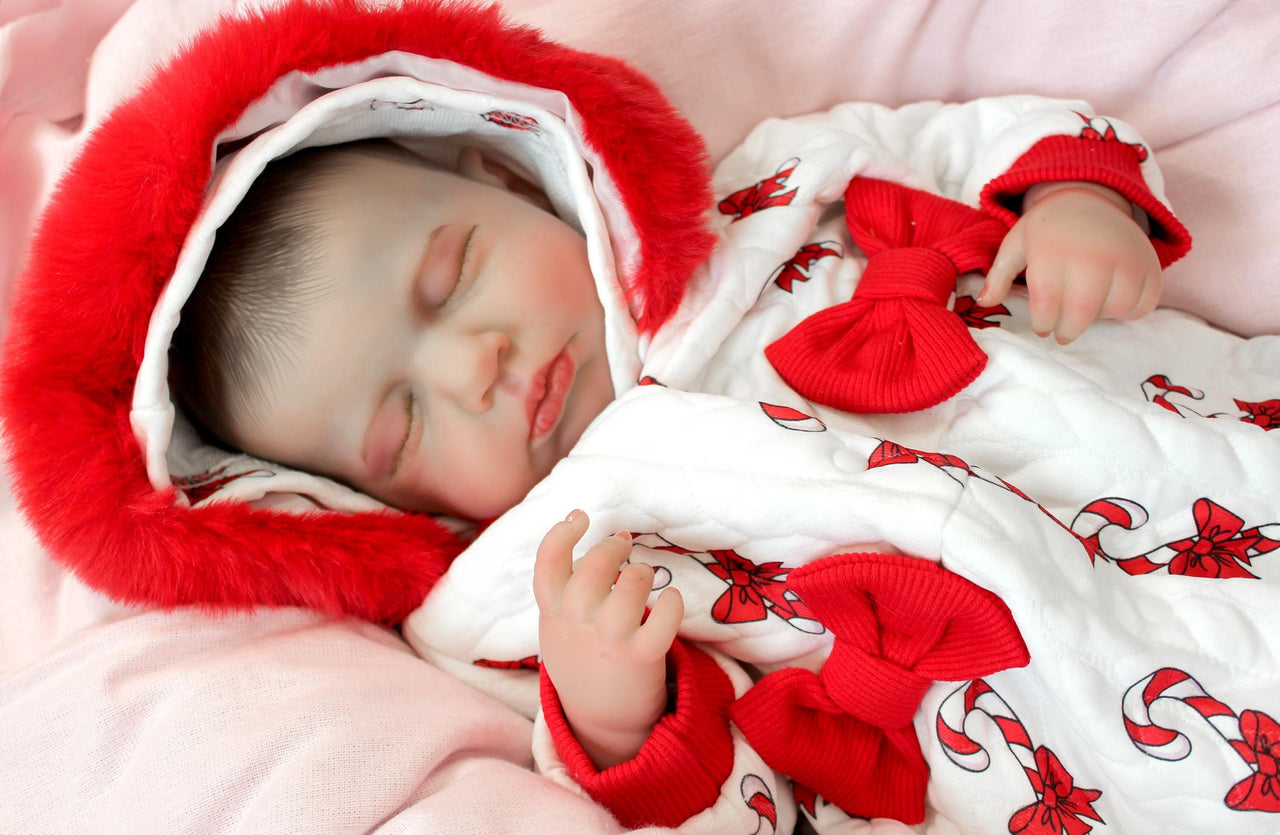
xmin=0 ymin=0 xmax=714 ymax=624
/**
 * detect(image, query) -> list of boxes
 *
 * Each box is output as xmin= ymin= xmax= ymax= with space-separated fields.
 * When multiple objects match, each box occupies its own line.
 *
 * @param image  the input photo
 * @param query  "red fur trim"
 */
xmin=0 ymin=0 xmax=712 ymax=623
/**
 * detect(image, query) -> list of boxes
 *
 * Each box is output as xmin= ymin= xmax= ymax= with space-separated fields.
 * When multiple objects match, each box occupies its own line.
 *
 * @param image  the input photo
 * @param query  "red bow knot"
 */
xmin=1167 ymin=498 xmax=1258 ymax=579
xmin=765 ymin=178 xmax=1009 ymax=413
xmin=856 ymin=248 xmax=955 ymax=304
xmin=1226 ymin=709 xmax=1280 ymax=812
xmin=1009 ymin=746 xmax=1105 ymax=835
xmin=820 ymin=640 xmax=930 ymax=731
xmin=730 ymin=552 xmax=1029 ymax=823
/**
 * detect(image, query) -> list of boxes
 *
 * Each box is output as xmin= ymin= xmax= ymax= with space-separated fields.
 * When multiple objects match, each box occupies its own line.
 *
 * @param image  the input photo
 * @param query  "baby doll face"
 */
xmin=223 ymin=148 xmax=615 ymax=519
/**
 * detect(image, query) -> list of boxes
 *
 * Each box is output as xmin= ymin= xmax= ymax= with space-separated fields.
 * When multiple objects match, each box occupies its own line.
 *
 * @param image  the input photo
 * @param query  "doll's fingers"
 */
xmin=533 ymin=510 xmax=588 ymax=611
xmin=1025 ymin=259 xmax=1066 ymax=338
xmin=979 ymin=226 xmax=1026 ymax=306
xmin=1053 ymin=266 xmax=1110 ymax=345
xmin=634 ymin=587 xmax=684 ymax=661
xmin=596 ymin=562 xmax=656 ymax=639
xmin=1098 ymin=265 xmax=1145 ymax=322
xmin=1115 ymin=233 xmax=1163 ymax=319
xmin=560 ymin=531 xmax=635 ymax=616
xmin=1125 ymin=268 xmax=1163 ymax=320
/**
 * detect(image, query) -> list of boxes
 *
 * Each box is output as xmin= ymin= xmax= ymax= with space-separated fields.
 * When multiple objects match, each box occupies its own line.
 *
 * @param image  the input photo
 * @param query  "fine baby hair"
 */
xmin=171 ymin=139 xmax=427 ymax=456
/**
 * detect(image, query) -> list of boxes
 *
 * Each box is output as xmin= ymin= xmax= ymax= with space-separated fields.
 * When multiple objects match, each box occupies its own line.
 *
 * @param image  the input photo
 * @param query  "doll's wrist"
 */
xmin=564 ymin=677 xmax=672 ymax=769
xmin=571 ymin=720 xmax=658 ymax=770
xmin=1022 ymin=180 xmax=1135 ymax=217
xmin=538 ymin=641 xmax=737 ymax=828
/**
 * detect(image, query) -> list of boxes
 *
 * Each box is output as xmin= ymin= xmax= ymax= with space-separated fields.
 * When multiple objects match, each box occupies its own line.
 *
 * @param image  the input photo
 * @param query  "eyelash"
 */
xmin=389 ymin=388 xmax=415 ymax=478
xmin=439 ymin=226 xmax=477 ymax=307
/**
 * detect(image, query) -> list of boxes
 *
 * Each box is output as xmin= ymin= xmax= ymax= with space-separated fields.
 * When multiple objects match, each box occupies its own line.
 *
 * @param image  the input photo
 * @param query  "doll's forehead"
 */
xmin=309 ymin=150 xmax=505 ymax=226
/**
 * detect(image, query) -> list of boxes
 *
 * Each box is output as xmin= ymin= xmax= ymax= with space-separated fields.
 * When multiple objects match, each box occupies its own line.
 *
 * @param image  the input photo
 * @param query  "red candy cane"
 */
xmin=1142 ymin=374 xmax=1207 ymax=417
xmin=936 ymin=680 xmax=1036 ymax=779
xmin=1122 ymin=668 xmax=1241 ymax=761
xmin=1125 ymin=668 xmax=1280 ymax=814
xmin=937 ymin=680 xmax=1108 ymax=831
xmin=1070 ymin=497 xmax=1149 ymax=565
xmin=1073 ymin=497 xmax=1280 ymax=575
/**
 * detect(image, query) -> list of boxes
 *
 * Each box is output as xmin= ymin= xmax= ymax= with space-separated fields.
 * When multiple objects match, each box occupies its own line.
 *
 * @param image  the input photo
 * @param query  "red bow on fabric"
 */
xmin=729 ymin=552 xmax=1029 ymax=823
xmin=1167 ymin=497 xmax=1264 ymax=579
xmin=765 ymin=178 xmax=1010 ymax=413
xmin=1226 ymin=709 xmax=1280 ymax=812
xmin=1008 ymin=746 xmax=1105 ymax=835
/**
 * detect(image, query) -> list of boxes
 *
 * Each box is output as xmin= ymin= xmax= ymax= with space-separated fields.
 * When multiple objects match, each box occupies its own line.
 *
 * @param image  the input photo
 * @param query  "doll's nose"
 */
xmin=436 ymin=330 xmax=512 ymax=413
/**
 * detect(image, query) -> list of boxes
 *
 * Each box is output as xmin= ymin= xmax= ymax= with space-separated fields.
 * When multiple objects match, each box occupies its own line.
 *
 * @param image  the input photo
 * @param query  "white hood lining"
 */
xmin=130 ymin=52 xmax=643 ymax=510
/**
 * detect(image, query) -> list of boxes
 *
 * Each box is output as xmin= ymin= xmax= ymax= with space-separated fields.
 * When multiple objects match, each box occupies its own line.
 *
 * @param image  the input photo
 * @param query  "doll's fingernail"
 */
xmin=615 ymin=530 xmax=632 ymax=541
xmin=564 ymin=510 xmax=581 ymax=523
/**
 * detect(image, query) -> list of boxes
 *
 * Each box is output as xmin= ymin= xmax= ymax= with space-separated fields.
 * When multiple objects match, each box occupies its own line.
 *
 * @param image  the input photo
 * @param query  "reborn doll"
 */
xmin=8 ymin=2 xmax=1279 ymax=833
xmin=163 ymin=88 xmax=1186 ymax=830
xmin=170 ymin=134 xmax=1161 ymax=777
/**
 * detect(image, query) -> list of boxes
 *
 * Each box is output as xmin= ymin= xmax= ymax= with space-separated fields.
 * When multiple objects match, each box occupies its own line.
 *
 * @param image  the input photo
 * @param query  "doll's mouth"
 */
xmin=527 ymin=351 xmax=574 ymax=442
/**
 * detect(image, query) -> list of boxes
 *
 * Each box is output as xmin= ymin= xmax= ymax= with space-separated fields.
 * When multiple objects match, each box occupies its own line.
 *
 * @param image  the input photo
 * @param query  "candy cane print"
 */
xmin=1142 ymin=374 xmax=1208 ymax=417
xmin=939 ymin=681 xmax=1108 ymax=831
xmin=1122 ymin=668 xmax=1241 ymax=761
xmin=1070 ymin=496 xmax=1179 ymax=575
xmin=1077 ymin=498 xmax=1280 ymax=577
xmin=740 ymin=774 xmax=778 ymax=835
xmin=936 ymin=680 xmax=1036 ymax=779
xmin=1251 ymin=523 xmax=1280 ymax=555
xmin=1070 ymin=497 xmax=1149 ymax=565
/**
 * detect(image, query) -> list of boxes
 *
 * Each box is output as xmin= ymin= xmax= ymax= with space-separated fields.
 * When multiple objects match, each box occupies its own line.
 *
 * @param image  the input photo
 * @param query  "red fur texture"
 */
xmin=0 ymin=0 xmax=714 ymax=624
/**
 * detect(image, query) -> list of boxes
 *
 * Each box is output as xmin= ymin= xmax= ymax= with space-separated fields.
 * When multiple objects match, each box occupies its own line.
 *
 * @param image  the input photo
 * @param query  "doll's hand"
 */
xmin=533 ymin=510 xmax=684 ymax=770
xmin=979 ymin=182 xmax=1162 ymax=344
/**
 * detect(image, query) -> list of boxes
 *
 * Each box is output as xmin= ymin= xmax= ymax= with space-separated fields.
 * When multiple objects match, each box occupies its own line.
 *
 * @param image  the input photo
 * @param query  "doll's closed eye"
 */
xmin=419 ymin=224 xmax=476 ymax=308
xmin=389 ymin=388 xmax=417 ymax=477
xmin=364 ymin=387 xmax=416 ymax=479
xmin=444 ymin=226 xmax=477 ymax=306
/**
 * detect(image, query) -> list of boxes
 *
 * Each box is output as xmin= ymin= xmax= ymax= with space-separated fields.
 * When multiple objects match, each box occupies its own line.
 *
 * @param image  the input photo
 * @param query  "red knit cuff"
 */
xmin=980 ymin=134 xmax=1192 ymax=268
xmin=539 ymin=639 xmax=736 ymax=828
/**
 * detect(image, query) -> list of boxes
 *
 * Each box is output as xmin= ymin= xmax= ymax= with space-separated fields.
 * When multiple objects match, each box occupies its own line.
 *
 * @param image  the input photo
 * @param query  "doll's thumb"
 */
xmin=979 ymin=227 xmax=1026 ymax=305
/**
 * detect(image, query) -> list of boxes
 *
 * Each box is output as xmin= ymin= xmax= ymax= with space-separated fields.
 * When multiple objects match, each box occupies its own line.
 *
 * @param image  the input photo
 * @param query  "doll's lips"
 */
xmin=527 ymin=351 xmax=575 ymax=442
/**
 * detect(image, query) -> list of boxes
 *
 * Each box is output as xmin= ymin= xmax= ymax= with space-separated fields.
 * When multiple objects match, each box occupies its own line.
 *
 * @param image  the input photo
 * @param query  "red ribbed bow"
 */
xmin=765 ymin=178 xmax=1010 ymax=413
xmin=729 ymin=552 xmax=1029 ymax=823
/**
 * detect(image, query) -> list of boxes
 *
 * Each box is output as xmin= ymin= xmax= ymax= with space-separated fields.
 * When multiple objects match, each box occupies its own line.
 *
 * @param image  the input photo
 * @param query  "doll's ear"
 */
xmin=456 ymin=146 xmax=553 ymax=210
